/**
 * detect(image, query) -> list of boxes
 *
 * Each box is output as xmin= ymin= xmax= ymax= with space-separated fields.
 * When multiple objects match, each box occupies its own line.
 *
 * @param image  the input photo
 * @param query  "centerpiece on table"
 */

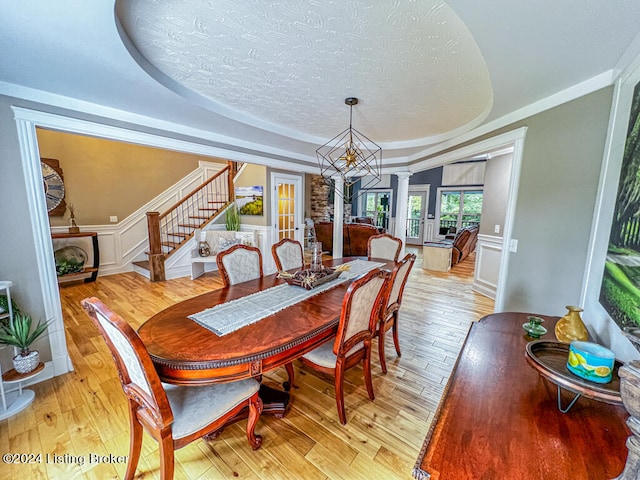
xmin=277 ymin=264 xmax=349 ymax=290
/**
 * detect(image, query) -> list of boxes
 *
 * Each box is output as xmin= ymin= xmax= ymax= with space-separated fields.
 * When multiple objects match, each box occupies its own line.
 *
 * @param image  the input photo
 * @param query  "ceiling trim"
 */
xmin=410 ymin=127 xmax=527 ymax=173
xmin=0 ymin=66 xmax=617 ymax=174
xmin=12 ymin=106 xmax=318 ymax=173
xmin=407 ymin=70 xmax=615 ymax=165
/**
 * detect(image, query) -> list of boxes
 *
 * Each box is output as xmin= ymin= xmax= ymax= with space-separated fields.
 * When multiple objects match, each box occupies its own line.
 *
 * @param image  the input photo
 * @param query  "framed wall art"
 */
xmin=583 ymin=55 xmax=640 ymax=362
xmin=235 ymin=185 xmax=264 ymax=216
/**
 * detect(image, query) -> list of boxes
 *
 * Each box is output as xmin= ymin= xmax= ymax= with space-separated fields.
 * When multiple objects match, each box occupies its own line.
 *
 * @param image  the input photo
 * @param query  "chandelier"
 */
xmin=316 ymin=97 xmax=382 ymax=201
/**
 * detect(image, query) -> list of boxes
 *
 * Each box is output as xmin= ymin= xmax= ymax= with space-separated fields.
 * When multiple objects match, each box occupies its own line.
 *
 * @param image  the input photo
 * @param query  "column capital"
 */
xmin=394 ymin=171 xmax=413 ymax=180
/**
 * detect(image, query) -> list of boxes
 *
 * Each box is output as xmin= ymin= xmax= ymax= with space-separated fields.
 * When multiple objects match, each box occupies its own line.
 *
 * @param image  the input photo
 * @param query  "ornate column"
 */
xmin=332 ymin=177 xmax=344 ymax=259
xmin=393 ymin=172 xmax=412 ymax=257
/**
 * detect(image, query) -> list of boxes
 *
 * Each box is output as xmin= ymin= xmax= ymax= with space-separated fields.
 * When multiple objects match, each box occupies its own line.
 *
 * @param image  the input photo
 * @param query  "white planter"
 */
xmin=13 ymin=350 xmax=40 ymax=374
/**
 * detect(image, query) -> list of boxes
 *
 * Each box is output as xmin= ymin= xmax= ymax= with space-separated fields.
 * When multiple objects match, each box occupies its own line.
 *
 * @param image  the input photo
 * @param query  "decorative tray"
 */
xmin=277 ymin=267 xmax=342 ymax=290
xmin=525 ymin=340 xmax=622 ymax=401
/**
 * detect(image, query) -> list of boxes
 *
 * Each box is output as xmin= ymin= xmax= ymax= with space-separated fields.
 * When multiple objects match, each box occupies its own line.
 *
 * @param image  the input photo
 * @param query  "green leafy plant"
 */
xmin=0 ymin=313 xmax=50 ymax=356
xmin=225 ymin=202 xmax=240 ymax=231
xmin=0 ymin=295 xmax=20 ymax=329
xmin=55 ymin=257 xmax=85 ymax=276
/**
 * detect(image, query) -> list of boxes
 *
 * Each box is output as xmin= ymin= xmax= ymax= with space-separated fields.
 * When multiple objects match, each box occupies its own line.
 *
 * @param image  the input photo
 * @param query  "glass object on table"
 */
xmin=311 ymin=242 xmax=323 ymax=271
xmin=523 ymin=316 xmax=547 ymax=338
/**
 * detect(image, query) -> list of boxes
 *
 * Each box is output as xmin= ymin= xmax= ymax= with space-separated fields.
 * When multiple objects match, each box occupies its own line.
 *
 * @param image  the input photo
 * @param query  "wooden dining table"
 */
xmin=137 ymin=257 xmax=392 ymax=416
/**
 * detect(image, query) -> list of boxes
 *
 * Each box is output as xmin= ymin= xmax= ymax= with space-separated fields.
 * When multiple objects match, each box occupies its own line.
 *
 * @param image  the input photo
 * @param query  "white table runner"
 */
xmin=188 ymin=259 xmax=384 ymax=336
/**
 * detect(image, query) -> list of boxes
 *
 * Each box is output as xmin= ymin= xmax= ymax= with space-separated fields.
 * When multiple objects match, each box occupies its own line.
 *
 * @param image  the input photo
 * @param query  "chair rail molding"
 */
xmin=472 ymin=233 xmax=504 ymax=299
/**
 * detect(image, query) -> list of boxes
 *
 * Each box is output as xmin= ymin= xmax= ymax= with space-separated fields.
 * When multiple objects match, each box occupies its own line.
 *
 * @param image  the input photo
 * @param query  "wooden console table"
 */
xmin=51 ymin=231 xmax=100 ymax=283
xmin=413 ymin=312 xmax=630 ymax=480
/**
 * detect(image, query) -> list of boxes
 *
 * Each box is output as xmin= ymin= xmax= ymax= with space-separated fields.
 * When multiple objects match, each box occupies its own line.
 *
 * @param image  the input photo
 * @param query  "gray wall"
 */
xmin=0 ymin=95 xmax=51 ymax=367
xmin=479 ymin=152 xmax=511 ymax=236
xmin=502 ymin=87 xmax=614 ymax=314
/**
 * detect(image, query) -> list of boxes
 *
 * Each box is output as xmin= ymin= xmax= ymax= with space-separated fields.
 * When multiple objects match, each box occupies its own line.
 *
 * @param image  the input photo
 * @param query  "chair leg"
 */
xmin=334 ymin=363 xmax=347 ymax=425
xmin=246 ymin=393 xmax=263 ymax=450
xmin=158 ymin=431 xmax=175 ymax=480
xmin=284 ymin=362 xmax=295 ymax=391
xmin=392 ymin=312 xmax=401 ymax=357
xmin=124 ymin=404 xmax=143 ymax=480
xmin=363 ymin=346 xmax=375 ymax=402
xmin=378 ymin=327 xmax=388 ymax=374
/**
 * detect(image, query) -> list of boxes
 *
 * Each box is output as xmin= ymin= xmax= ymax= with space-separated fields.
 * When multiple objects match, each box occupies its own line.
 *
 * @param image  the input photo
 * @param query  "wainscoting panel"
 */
xmin=473 ymin=233 xmax=503 ymax=299
xmin=424 ymin=220 xmax=436 ymax=242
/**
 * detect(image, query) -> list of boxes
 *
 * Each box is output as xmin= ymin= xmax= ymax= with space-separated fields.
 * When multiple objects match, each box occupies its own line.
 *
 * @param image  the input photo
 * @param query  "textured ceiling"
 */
xmin=1 ymin=1 xmax=640 ymax=168
xmin=115 ymin=0 xmax=492 ymax=146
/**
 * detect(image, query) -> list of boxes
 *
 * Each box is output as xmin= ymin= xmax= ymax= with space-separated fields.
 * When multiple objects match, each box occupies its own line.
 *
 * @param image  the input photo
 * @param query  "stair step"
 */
xmin=166 ymin=232 xmax=188 ymax=238
xmin=178 ymin=223 xmax=201 ymax=229
xmin=198 ymin=208 xmax=220 ymax=212
xmin=208 ymin=201 xmax=226 ymax=205
xmin=189 ymin=215 xmax=211 ymax=220
xmin=132 ymin=260 xmax=149 ymax=270
xmin=161 ymin=241 xmax=180 ymax=248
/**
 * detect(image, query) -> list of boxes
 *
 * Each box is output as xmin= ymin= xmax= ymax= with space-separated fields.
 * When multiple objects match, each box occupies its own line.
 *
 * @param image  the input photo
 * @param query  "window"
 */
xmin=437 ymin=188 xmax=482 ymax=235
xmin=361 ymin=190 xmax=392 ymax=230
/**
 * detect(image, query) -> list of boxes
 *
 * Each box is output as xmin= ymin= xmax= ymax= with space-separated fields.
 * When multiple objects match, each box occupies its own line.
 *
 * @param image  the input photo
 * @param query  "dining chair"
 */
xmin=376 ymin=253 xmax=416 ymax=374
xmin=367 ymin=233 xmax=403 ymax=262
xmin=80 ymin=297 xmax=263 ymax=480
xmin=217 ymin=244 xmax=264 ymax=287
xmin=298 ymin=268 xmax=390 ymax=424
xmin=272 ymin=238 xmax=304 ymax=271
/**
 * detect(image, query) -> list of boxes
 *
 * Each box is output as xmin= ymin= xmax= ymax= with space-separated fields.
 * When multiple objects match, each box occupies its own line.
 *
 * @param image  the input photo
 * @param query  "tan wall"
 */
xmin=234 ymin=163 xmax=267 ymax=227
xmin=36 ymin=128 xmax=225 ymax=226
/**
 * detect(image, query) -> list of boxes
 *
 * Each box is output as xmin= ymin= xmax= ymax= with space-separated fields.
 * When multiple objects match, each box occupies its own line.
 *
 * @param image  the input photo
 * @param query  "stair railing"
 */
xmin=145 ymin=164 xmax=234 ymax=281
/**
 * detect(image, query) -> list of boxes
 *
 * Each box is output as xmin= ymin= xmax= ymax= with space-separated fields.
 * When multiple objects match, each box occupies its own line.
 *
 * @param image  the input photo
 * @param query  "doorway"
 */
xmin=406 ymin=186 xmax=430 ymax=245
xmin=271 ymin=172 xmax=304 ymax=245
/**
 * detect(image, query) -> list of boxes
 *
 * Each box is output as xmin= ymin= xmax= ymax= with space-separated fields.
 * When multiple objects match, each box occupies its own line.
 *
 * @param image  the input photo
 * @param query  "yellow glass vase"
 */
xmin=555 ymin=305 xmax=588 ymax=343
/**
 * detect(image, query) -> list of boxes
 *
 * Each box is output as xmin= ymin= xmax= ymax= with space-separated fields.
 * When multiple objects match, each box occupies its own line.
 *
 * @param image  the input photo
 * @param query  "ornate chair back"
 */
xmin=272 ymin=238 xmax=304 ymax=271
xmin=217 ymin=244 xmax=263 ymax=287
xmin=299 ymin=268 xmax=390 ymax=424
xmin=82 ymin=297 xmax=170 ymax=426
xmin=81 ymin=297 xmax=263 ymax=479
xmin=334 ymin=268 xmax=390 ymax=358
xmin=367 ymin=233 xmax=403 ymax=262
xmin=377 ymin=253 xmax=416 ymax=373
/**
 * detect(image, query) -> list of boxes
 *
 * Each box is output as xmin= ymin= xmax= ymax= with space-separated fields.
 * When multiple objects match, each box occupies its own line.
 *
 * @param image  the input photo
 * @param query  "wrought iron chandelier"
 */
xmin=316 ymin=97 xmax=382 ymax=201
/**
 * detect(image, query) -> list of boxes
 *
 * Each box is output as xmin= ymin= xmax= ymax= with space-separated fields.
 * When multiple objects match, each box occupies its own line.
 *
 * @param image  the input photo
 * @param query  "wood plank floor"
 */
xmin=0 ymin=249 xmax=494 ymax=480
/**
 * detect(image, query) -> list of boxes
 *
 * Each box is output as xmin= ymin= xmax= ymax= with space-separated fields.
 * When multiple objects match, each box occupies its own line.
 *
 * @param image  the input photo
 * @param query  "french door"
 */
xmin=271 ymin=173 xmax=303 ymax=245
xmin=406 ymin=187 xmax=429 ymax=245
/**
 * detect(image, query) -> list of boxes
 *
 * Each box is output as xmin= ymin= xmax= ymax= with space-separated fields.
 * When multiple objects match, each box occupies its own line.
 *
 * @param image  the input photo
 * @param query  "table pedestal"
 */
xmin=205 ymin=383 xmax=291 ymax=441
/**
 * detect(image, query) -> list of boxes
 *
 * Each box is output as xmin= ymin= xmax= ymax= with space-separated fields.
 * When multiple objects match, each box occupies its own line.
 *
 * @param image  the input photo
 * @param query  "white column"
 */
xmin=394 ymin=172 xmax=412 ymax=257
xmin=332 ymin=177 xmax=344 ymax=258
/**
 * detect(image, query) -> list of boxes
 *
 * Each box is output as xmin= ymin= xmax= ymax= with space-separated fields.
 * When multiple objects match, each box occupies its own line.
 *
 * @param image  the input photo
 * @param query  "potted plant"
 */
xmin=0 ymin=313 xmax=49 ymax=374
xmin=225 ymin=202 xmax=240 ymax=231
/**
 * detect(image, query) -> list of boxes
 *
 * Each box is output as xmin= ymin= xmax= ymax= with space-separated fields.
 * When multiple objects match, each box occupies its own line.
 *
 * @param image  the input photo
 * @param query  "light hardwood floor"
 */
xmin=0 ymin=249 xmax=494 ymax=480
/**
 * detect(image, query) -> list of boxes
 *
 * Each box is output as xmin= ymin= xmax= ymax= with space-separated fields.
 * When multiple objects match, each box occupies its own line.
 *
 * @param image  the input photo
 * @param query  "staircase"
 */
xmin=136 ymin=163 xmax=236 ymax=281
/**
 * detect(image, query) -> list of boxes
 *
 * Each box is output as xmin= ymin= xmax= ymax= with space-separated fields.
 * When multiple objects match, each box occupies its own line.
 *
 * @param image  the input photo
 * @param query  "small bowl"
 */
xmin=567 ymin=340 xmax=615 ymax=384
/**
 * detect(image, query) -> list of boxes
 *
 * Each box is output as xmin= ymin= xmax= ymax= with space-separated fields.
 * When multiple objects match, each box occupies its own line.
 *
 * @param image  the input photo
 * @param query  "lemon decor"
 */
xmin=555 ymin=305 xmax=588 ymax=343
xmin=567 ymin=340 xmax=615 ymax=384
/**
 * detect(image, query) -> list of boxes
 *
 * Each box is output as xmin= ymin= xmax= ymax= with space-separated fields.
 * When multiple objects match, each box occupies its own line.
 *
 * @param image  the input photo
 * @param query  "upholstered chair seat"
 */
xmin=164 ymin=380 xmax=259 ymax=439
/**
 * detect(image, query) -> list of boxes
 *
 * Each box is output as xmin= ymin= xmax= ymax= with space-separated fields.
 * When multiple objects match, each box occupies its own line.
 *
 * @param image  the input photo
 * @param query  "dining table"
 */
xmin=137 ymin=257 xmax=393 ymax=417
